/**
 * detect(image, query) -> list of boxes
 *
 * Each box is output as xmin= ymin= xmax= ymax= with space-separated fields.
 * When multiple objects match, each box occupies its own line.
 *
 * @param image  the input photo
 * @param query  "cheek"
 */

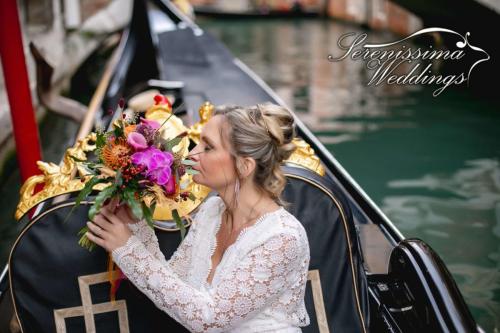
xmin=201 ymin=153 xmax=235 ymax=178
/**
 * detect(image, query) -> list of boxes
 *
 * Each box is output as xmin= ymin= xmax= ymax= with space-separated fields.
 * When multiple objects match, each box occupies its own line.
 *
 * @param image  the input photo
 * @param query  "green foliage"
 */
xmin=123 ymin=190 xmax=143 ymax=221
xmin=185 ymin=169 xmax=199 ymax=175
xmin=181 ymin=159 xmax=197 ymax=166
xmin=142 ymin=201 xmax=156 ymax=229
xmin=88 ymin=185 xmax=116 ymax=220
xmin=172 ymin=209 xmax=186 ymax=240
xmin=96 ymin=131 xmax=106 ymax=149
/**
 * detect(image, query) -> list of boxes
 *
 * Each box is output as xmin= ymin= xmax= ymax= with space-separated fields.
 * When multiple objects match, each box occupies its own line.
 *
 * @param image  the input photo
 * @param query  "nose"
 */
xmin=188 ymin=143 xmax=202 ymax=162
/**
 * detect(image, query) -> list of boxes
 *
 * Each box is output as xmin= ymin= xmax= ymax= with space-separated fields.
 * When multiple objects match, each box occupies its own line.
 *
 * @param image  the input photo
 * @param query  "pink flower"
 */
xmin=127 ymin=132 xmax=148 ymax=150
xmin=131 ymin=147 xmax=174 ymax=186
xmin=140 ymin=118 xmax=160 ymax=130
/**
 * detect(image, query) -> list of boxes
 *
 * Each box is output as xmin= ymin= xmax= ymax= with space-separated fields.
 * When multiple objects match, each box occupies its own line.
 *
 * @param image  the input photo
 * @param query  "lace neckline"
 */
xmin=205 ymin=198 xmax=284 ymax=287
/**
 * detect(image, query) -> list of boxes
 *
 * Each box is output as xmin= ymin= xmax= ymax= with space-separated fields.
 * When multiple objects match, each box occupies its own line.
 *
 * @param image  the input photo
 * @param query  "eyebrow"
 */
xmin=200 ymin=134 xmax=216 ymax=146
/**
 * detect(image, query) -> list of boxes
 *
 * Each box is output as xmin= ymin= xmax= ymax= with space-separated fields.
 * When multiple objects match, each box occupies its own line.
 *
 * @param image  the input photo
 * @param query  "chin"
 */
xmin=192 ymin=174 xmax=204 ymax=186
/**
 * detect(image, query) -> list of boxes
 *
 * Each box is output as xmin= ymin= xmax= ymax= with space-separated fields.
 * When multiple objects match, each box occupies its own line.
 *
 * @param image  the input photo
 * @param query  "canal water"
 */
xmin=0 ymin=16 xmax=498 ymax=333
xmin=198 ymin=17 xmax=500 ymax=332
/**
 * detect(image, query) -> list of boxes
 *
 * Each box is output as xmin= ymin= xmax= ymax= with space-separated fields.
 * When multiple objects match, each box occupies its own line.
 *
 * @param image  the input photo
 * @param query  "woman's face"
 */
xmin=189 ymin=115 xmax=237 ymax=191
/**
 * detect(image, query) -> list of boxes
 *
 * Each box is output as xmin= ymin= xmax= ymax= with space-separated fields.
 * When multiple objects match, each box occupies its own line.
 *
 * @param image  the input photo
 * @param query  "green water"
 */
xmin=198 ymin=17 xmax=500 ymax=332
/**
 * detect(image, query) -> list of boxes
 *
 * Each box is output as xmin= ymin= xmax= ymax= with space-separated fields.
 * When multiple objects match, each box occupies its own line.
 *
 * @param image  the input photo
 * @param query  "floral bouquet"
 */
xmin=69 ymin=95 xmax=198 ymax=251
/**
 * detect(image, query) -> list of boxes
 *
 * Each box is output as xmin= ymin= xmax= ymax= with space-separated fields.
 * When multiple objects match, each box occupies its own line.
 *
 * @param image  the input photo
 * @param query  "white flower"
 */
xmin=217 ymin=299 xmax=232 ymax=312
xmin=254 ymin=297 xmax=266 ymax=308
xmin=254 ymin=255 xmax=268 ymax=268
xmin=176 ymin=288 xmax=191 ymax=304
xmin=270 ymin=276 xmax=285 ymax=293
xmin=272 ymin=264 xmax=285 ymax=275
xmin=238 ymin=284 xmax=252 ymax=296
xmin=233 ymin=296 xmax=252 ymax=316
xmin=190 ymin=319 xmax=204 ymax=332
xmin=183 ymin=303 xmax=197 ymax=320
xmin=284 ymin=245 xmax=298 ymax=260
xmin=253 ymin=283 xmax=268 ymax=296
xmin=135 ymin=260 xmax=148 ymax=273
xmin=217 ymin=280 xmax=237 ymax=299
xmin=264 ymin=237 xmax=283 ymax=251
xmin=235 ymin=270 xmax=250 ymax=281
xmin=216 ymin=313 xmax=230 ymax=326
xmin=269 ymin=251 xmax=284 ymax=264
xmin=147 ymin=272 xmax=163 ymax=288
xmin=251 ymin=266 xmax=272 ymax=282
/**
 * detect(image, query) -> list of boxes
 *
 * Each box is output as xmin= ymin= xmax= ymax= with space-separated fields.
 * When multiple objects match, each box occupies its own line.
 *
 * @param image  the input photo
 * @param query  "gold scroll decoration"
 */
xmin=16 ymin=101 xmax=323 ymax=222
xmin=15 ymin=133 xmax=99 ymax=220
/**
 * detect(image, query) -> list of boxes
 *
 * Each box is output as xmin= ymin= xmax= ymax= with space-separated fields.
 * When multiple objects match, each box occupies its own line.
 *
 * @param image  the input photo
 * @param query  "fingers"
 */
xmin=100 ymin=205 xmax=124 ymax=225
xmin=92 ymin=213 xmax=113 ymax=232
xmin=115 ymin=206 xmax=134 ymax=224
xmin=102 ymin=200 xmax=118 ymax=215
xmin=87 ymin=221 xmax=109 ymax=238
xmin=115 ymin=205 xmax=139 ymax=224
xmin=85 ymin=230 xmax=105 ymax=248
xmin=108 ymin=197 xmax=120 ymax=212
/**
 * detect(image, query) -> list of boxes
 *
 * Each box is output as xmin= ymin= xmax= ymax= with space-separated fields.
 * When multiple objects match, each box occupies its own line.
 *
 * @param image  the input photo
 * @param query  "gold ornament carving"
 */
xmin=16 ymin=101 xmax=323 ymax=223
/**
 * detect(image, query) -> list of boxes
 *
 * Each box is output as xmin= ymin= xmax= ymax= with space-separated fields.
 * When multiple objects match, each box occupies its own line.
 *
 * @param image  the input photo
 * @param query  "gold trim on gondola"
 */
xmin=15 ymin=133 xmax=101 ymax=220
xmin=187 ymin=101 xmax=214 ymax=144
xmin=286 ymin=138 xmax=325 ymax=177
xmin=285 ymin=173 xmax=368 ymax=333
xmin=16 ymin=101 xmax=324 ymax=223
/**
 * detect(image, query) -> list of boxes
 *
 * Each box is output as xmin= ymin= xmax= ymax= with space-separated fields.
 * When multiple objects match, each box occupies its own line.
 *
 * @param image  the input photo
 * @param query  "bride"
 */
xmin=85 ymin=103 xmax=311 ymax=332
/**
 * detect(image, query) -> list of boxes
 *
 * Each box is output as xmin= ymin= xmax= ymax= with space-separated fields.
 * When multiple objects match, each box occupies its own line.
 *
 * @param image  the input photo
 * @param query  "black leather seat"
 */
xmin=9 ymin=164 xmax=369 ymax=332
xmin=281 ymin=165 xmax=369 ymax=333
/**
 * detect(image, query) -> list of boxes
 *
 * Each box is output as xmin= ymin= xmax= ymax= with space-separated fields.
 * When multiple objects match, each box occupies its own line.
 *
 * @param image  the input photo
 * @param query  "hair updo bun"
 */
xmin=214 ymin=102 xmax=296 ymax=205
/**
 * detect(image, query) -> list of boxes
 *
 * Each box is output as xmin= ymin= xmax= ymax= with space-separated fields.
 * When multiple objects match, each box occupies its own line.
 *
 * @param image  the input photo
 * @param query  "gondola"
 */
xmin=0 ymin=0 xmax=482 ymax=332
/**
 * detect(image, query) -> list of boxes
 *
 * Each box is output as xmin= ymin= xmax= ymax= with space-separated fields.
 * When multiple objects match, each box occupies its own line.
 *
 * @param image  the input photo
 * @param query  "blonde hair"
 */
xmin=214 ymin=102 xmax=296 ymax=206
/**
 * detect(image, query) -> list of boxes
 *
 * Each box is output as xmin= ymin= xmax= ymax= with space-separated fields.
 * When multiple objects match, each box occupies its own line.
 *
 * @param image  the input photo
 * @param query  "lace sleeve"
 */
xmin=127 ymin=220 xmax=167 ymax=265
xmin=112 ymin=232 xmax=305 ymax=332
xmin=126 ymin=196 xmax=216 ymax=280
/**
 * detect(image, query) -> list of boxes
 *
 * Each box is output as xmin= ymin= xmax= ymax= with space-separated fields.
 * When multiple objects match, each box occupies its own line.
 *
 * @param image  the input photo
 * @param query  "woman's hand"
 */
xmin=86 ymin=199 xmax=133 ymax=252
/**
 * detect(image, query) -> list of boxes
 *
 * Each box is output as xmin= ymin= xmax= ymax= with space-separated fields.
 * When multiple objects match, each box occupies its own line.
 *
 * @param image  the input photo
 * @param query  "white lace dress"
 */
xmin=112 ymin=196 xmax=311 ymax=333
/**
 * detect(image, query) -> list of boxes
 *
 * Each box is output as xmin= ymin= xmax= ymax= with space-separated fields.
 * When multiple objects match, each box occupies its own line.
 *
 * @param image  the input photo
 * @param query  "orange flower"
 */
xmin=101 ymin=137 xmax=131 ymax=170
xmin=124 ymin=125 xmax=136 ymax=137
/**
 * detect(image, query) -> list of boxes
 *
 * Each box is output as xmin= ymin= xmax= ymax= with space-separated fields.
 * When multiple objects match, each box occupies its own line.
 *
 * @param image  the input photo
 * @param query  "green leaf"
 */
xmin=181 ymin=159 xmax=197 ymax=166
xmin=96 ymin=131 xmax=106 ymax=149
xmin=88 ymin=185 xmax=116 ymax=220
xmin=142 ymin=201 xmax=155 ymax=229
xmin=63 ymin=176 xmax=104 ymax=224
xmin=164 ymin=137 xmax=182 ymax=151
xmin=77 ymin=226 xmax=96 ymax=251
xmin=124 ymin=191 xmax=143 ymax=221
xmin=76 ymin=176 xmax=102 ymax=206
xmin=113 ymin=123 xmax=124 ymax=138
xmin=188 ymin=193 xmax=196 ymax=202
xmin=185 ymin=169 xmax=199 ymax=175
xmin=172 ymin=209 xmax=186 ymax=240
xmin=115 ymin=170 xmax=123 ymax=187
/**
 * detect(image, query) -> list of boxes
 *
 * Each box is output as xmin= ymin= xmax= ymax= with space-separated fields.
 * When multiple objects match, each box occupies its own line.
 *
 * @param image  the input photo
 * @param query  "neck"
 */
xmin=216 ymin=180 xmax=278 ymax=231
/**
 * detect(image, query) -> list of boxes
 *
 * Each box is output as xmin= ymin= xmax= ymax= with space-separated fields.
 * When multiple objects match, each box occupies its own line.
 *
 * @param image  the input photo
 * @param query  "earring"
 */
xmin=234 ymin=178 xmax=240 ymax=207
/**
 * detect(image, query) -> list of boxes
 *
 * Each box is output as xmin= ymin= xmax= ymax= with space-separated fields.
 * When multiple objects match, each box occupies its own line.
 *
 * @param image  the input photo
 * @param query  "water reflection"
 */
xmin=382 ymin=158 xmax=500 ymax=329
xmin=200 ymin=17 xmax=500 ymax=332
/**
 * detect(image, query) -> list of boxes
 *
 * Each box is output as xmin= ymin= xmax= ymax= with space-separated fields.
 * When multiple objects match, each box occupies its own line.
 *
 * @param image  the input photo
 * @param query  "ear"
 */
xmin=238 ymin=156 xmax=256 ymax=179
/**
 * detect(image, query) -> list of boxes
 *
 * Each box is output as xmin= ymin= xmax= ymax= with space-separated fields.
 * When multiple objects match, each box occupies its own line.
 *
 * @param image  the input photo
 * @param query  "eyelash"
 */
xmin=204 ymin=144 xmax=212 ymax=152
